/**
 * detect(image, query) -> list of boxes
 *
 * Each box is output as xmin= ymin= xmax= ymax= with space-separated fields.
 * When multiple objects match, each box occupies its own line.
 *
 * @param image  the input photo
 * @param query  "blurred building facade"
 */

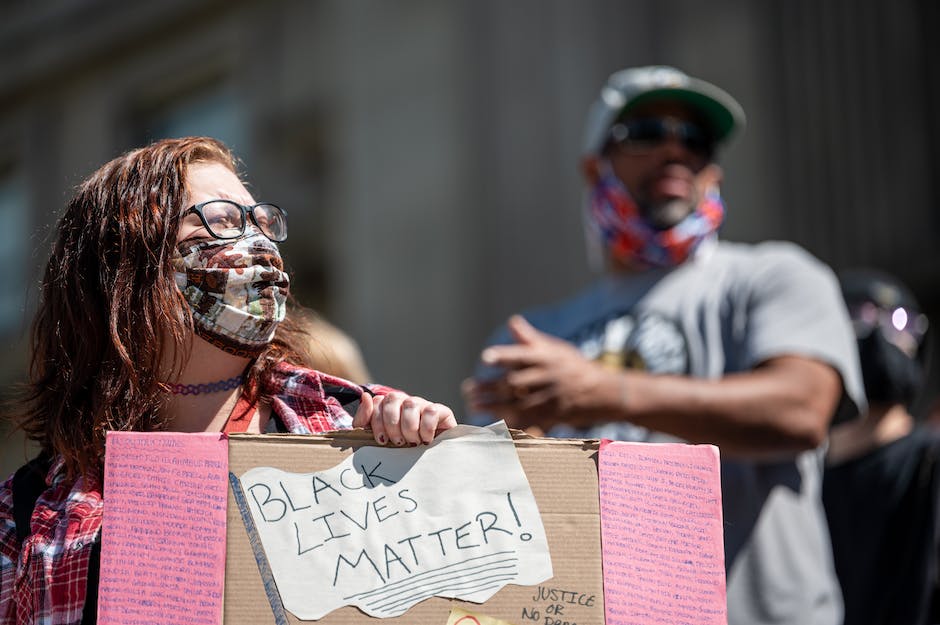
xmin=1 ymin=0 xmax=937 ymax=473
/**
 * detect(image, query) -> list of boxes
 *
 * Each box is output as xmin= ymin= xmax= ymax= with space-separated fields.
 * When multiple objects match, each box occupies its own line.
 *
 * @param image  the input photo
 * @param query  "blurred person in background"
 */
xmin=291 ymin=308 xmax=373 ymax=384
xmin=824 ymin=269 xmax=939 ymax=625
xmin=0 ymin=136 xmax=456 ymax=624
xmin=464 ymin=66 xmax=865 ymax=625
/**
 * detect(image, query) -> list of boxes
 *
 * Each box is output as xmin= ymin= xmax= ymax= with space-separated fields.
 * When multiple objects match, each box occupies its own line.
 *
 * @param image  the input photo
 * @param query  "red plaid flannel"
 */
xmin=0 ymin=363 xmax=387 ymax=625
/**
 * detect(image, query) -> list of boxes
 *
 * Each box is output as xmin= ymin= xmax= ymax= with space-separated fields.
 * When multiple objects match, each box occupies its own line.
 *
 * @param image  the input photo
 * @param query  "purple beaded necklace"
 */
xmin=164 ymin=374 xmax=245 ymax=396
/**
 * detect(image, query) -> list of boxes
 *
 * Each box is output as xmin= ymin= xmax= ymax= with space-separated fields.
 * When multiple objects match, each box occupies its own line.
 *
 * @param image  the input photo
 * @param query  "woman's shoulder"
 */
xmin=1 ymin=453 xmax=101 ymax=551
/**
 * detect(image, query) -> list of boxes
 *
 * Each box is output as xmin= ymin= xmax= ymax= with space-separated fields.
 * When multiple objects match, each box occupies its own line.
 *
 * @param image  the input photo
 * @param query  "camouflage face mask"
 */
xmin=172 ymin=231 xmax=290 ymax=358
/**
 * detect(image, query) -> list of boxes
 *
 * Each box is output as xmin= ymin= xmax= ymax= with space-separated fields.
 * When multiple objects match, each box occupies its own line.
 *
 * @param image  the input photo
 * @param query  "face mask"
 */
xmin=857 ymin=330 xmax=924 ymax=406
xmin=172 ymin=231 xmax=290 ymax=357
xmin=586 ymin=163 xmax=725 ymax=268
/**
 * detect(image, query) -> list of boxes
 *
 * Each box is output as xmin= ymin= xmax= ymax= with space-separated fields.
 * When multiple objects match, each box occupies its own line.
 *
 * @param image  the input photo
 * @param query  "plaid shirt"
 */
xmin=0 ymin=363 xmax=387 ymax=625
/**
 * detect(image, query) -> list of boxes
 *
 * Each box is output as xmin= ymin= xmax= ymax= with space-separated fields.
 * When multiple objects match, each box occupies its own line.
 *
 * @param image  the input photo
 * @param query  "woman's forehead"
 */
xmin=184 ymin=161 xmax=253 ymax=203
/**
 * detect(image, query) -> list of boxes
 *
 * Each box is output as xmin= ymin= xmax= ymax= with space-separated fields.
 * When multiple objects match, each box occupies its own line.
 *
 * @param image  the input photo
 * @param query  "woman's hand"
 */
xmin=352 ymin=391 xmax=457 ymax=446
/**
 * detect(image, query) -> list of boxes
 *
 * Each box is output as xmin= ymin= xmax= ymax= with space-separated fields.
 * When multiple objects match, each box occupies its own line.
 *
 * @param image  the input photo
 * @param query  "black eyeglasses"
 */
xmin=607 ymin=117 xmax=714 ymax=159
xmin=182 ymin=199 xmax=288 ymax=242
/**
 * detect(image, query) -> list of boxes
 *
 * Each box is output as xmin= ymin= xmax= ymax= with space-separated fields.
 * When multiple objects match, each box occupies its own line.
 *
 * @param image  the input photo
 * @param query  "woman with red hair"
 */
xmin=0 ymin=137 xmax=456 ymax=624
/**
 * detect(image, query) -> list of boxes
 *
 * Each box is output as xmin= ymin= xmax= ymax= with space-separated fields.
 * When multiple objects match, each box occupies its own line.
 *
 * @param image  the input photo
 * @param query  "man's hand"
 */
xmin=463 ymin=315 xmax=623 ymax=430
xmin=465 ymin=315 xmax=844 ymax=459
xmin=353 ymin=392 xmax=457 ymax=446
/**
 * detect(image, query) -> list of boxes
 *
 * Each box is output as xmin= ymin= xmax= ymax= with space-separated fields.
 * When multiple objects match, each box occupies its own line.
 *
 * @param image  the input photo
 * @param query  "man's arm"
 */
xmin=464 ymin=315 xmax=842 ymax=460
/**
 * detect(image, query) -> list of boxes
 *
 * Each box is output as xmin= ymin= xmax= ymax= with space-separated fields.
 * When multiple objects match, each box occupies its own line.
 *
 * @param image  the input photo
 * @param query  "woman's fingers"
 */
xmin=361 ymin=391 xmax=458 ymax=446
xmin=399 ymin=397 xmax=423 ymax=445
xmin=378 ymin=391 xmax=406 ymax=446
xmin=355 ymin=392 xmax=399 ymax=447
xmin=352 ymin=391 xmax=373 ymax=429
xmin=419 ymin=403 xmax=456 ymax=444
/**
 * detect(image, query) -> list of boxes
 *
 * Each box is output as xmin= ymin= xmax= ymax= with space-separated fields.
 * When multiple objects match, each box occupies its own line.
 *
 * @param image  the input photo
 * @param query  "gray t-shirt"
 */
xmin=477 ymin=240 xmax=865 ymax=625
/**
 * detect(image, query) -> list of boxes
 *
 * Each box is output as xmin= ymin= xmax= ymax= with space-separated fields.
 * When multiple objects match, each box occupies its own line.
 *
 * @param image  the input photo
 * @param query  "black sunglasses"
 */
xmin=181 ymin=199 xmax=288 ymax=242
xmin=607 ymin=117 xmax=714 ymax=158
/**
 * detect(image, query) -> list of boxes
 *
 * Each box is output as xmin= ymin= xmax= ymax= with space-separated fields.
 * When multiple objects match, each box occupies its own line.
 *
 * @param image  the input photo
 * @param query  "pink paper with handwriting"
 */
xmin=98 ymin=432 xmax=228 ymax=625
xmin=598 ymin=440 xmax=726 ymax=625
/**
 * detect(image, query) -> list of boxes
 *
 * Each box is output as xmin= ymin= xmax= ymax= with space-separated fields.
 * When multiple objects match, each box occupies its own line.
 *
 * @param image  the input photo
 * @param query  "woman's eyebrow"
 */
xmin=213 ymin=190 xmax=255 ymax=204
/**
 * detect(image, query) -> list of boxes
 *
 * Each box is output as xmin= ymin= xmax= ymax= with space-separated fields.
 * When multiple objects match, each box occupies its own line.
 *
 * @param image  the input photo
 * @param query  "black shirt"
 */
xmin=823 ymin=428 xmax=940 ymax=625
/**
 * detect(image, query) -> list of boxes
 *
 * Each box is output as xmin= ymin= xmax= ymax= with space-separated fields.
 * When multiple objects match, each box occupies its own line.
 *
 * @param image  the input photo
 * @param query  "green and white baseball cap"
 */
xmin=582 ymin=65 xmax=746 ymax=155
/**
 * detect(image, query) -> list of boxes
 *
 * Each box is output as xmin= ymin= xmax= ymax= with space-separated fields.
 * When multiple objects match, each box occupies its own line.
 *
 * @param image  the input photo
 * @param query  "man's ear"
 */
xmin=580 ymin=155 xmax=602 ymax=186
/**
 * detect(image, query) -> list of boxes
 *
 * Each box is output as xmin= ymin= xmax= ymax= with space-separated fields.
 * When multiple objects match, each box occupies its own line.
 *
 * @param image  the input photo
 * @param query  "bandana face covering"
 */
xmin=172 ymin=231 xmax=290 ymax=357
xmin=587 ymin=164 xmax=725 ymax=268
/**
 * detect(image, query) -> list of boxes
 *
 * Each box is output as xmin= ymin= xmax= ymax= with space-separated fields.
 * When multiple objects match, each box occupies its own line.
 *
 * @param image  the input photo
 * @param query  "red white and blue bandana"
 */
xmin=587 ymin=164 xmax=725 ymax=268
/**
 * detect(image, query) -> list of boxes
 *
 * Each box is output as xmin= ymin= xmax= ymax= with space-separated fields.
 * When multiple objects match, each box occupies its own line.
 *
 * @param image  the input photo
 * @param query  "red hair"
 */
xmin=16 ymin=137 xmax=305 ymax=479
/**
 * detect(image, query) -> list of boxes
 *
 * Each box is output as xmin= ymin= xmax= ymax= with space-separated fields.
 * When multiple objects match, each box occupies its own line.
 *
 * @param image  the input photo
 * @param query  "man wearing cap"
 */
xmin=465 ymin=66 xmax=865 ymax=625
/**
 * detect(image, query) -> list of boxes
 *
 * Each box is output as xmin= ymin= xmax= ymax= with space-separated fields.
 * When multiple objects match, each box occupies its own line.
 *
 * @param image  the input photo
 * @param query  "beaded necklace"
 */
xmin=163 ymin=374 xmax=245 ymax=396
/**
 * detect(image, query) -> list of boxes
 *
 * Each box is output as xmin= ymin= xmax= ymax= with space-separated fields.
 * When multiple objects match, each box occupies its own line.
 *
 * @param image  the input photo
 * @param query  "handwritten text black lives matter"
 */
xmin=244 ymin=459 xmax=535 ymax=610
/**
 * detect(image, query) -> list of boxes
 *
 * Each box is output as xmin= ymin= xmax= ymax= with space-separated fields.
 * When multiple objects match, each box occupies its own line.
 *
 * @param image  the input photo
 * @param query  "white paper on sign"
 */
xmin=238 ymin=421 xmax=553 ymax=620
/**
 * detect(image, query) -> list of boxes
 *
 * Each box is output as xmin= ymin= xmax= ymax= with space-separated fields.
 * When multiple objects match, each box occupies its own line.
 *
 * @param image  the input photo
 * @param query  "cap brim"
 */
xmin=624 ymin=87 xmax=744 ymax=143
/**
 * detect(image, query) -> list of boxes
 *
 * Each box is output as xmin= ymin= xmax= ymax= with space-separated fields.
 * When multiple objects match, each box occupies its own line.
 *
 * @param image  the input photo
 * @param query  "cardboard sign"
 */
xmin=224 ymin=429 xmax=607 ymax=625
xmin=100 ymin=426 xmax=726 ymax=625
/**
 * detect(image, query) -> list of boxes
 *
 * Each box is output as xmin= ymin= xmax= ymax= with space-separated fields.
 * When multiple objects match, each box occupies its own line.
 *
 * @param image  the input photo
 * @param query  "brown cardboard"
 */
xmin=223 ymin=431 xmax=604 ymax=625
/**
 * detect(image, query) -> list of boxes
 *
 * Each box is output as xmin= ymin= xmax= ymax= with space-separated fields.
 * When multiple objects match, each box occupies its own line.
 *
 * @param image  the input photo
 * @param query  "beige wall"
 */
xmin=1 ymin=0 xmax=937 ymax=473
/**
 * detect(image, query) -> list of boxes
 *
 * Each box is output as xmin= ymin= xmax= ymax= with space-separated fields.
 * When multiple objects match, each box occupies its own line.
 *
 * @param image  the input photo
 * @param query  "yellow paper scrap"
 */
xmin=445 ymin=606 xmax=518 ymax=625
